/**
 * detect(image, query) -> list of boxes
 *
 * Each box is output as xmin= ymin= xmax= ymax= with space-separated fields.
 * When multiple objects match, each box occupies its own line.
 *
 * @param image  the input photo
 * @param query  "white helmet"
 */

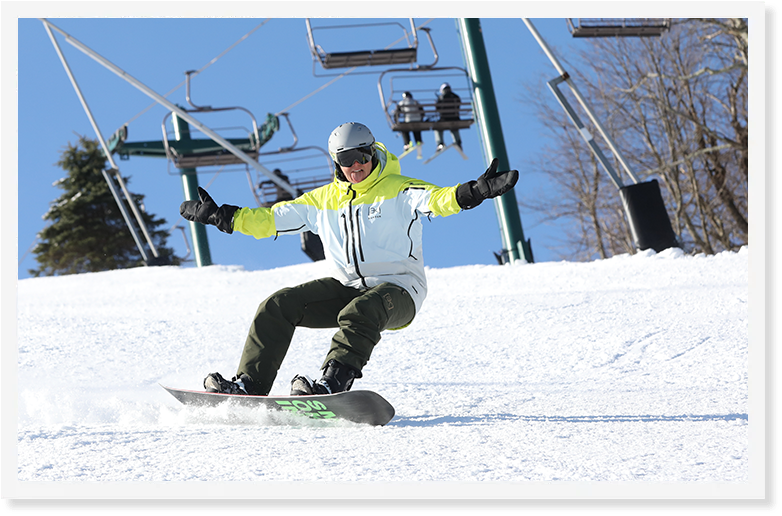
xmin=328 ymin=122 xmax=376 ymax=161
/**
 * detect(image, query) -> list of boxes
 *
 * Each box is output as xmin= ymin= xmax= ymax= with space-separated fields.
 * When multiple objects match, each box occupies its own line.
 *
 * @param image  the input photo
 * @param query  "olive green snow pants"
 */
xmin=236 ymin=278 xmax=416 ymax=395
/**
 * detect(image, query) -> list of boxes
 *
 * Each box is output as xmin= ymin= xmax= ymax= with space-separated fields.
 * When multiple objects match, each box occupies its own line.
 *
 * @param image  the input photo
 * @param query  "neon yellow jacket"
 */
xmin=232 ymin=142 xmax=462 ymax=313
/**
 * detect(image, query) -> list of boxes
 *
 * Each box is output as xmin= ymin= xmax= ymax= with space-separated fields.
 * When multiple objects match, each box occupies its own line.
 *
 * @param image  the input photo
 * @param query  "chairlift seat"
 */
xmin=307 ymin=18 xmax=425 ymax=75
xmin=570 ymin=26 xmax=669 ymax=37
xmin=165 ymin=138 xmax=259 ymax=169
xmin=321 ymin=47 xmax=417 ymax=69
xmin=172 ymin=149 xmax=260 ymax=169
xmin=392 ymin=119 xmax=474 ymax=133
xmin=569 ymin=18 xmax=671 ymax=38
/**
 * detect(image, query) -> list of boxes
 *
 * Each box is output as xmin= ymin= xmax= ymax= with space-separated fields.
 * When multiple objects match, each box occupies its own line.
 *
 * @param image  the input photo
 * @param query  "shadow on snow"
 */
xmin=387 ymin=413 xmax=748 ymax=427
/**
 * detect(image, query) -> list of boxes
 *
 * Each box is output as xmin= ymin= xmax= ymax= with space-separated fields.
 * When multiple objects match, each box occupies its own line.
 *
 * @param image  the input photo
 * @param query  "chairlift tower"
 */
xmin=458 ymin=18 xmax=533 ymax=264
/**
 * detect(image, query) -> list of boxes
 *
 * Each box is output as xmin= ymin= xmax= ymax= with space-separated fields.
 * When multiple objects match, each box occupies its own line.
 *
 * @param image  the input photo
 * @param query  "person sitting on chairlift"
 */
xmin=394 ymin=91 xmax=425 ymax=152
xmin=259 ymin=168 xmax=296 ymax=203
xmin=434 ymin=82 xmax=463 ymax=152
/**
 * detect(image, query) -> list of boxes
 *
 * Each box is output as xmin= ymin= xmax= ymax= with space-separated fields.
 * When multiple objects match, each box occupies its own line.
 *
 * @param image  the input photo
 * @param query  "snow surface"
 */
xmin=14 ymin=247 xmax=751 ymax=497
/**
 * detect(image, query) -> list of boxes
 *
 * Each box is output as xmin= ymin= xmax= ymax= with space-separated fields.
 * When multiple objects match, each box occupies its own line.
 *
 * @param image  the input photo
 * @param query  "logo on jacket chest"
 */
xmin=367 ymin=206 xmax=382 ymax=221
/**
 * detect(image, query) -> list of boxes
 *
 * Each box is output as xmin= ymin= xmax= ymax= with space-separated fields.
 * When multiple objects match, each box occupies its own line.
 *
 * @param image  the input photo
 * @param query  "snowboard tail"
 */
xmin=161 ymin=384 xmax=395 ymax=426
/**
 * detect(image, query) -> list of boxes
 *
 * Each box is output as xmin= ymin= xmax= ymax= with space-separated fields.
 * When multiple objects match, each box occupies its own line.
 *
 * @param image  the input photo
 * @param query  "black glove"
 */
xmin=456 ymin=158 xmax=519 ymax=210
xmin=179 ymin=187 xmax=240 ymax=234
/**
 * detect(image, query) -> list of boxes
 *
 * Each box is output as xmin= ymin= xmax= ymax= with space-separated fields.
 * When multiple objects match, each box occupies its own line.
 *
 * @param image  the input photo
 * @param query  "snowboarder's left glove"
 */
xmin=179 ymin=187 xmax=239 ymax=234
xmin=456 ymin=158 xmax=518 ymax=210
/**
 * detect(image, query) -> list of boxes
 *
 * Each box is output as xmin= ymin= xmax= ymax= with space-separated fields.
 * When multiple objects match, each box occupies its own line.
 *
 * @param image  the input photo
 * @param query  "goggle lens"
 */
xmin=336 ymin=146 xmax=374 ymax=167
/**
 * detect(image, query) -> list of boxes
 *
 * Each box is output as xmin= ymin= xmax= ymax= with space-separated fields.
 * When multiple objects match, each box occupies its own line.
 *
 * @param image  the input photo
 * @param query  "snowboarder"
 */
xmin=179 ymin=122 xmax=518 ymax=397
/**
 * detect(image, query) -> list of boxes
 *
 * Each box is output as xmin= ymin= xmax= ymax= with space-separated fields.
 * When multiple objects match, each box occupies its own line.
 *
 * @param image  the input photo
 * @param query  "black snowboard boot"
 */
xmin=290 ymin=360 xmax=359 ymax=395
xmin=289 ymin=374 xmax=322 ymax=396
xmin=204 ymin=372 xmax=252 ymax=395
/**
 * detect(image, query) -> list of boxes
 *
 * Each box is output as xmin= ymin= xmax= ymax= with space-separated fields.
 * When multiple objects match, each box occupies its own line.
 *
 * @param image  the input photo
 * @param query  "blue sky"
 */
xmin=12 ymin=5 xmax=732 ymax=279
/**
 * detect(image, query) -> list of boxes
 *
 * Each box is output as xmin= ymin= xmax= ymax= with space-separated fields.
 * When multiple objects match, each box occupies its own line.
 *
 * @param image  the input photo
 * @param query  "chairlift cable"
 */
xmin=122 ymin=19 xmax=272 ymax=128
xmin=191 ymin=19 xmax=271 ymax=77
xmin=274 ymin=68 xmax=357 ymax=115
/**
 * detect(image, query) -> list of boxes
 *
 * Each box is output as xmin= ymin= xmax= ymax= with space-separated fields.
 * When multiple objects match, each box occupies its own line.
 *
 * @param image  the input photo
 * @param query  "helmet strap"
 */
xmin=334 ymin=162 xmax=347 ymax=181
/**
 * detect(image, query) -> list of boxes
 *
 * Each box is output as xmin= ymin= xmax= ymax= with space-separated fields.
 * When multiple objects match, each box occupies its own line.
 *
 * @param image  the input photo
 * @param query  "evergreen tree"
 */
xmin=29 ymin=136 xmax=180 ymax=277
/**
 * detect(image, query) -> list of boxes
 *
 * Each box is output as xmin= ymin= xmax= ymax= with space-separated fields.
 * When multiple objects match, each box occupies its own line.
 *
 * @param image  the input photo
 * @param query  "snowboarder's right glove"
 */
xmin=179 ymin=187 xmax=240 ymax=234
xmin=456 ymin=158 xmax=519 ymax=210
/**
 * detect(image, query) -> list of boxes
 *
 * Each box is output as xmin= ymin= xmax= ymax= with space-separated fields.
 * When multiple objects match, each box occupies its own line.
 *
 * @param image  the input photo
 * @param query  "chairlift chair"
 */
xmin=305 ymin=19 xmax=438 ymax=76
xmin=250 ymin=112 xmax=334 ymax=206
xmin=112 ymin=71 xmax=280 ymax=170
xmin=254 ymin=144 xmax=333 ymax=263
xmin=378 ymin=67 xmax=475 ymax=143
xmin=255 ymin=146 xmax=334 ymax=207
xmin=159 ymin=71 xmax=276 ymax=169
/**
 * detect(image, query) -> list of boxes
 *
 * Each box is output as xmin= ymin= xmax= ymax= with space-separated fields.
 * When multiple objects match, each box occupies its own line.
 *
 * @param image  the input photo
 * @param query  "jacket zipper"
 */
xmin=407 ymin=212 xmax=419 ymax=260
xmin=341 ymin=214 xmax=350 ymax=264
xmin=355 ymin=207 xmax=365 ymax=262
xmin=346 ymin=186 xmax=367 ymax=287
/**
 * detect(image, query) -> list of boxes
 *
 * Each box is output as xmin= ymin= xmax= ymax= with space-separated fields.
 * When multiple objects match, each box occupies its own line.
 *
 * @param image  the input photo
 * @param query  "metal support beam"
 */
xmin=42 ymin=19 xmax=161 ymax=263
xmin=522 ymin=18 xmax=640 ymax=186
xmin=457 ymin=18 xmax=533 ymax=264
xmin=547 ymin=75 xmax=625 ymax=189
xmin=101 ymin=170 xmax=149 ymax=263
xmin=524 ymin=19 xmax=678 ymax=254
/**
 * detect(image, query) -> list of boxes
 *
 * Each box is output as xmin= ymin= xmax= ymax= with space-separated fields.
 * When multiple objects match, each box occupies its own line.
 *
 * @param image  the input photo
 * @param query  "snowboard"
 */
xmin=160 ymin=384 xmax=395 ymax=426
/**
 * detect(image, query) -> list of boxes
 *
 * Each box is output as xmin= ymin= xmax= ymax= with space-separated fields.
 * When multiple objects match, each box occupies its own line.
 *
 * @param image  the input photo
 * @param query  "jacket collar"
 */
xmin=334 ymin=142 xmax=399 ymax=193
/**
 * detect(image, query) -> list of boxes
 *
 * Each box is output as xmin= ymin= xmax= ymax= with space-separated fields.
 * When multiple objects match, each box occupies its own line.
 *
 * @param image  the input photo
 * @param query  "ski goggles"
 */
xmin=335 ymin=146 xmax=375 ymax=167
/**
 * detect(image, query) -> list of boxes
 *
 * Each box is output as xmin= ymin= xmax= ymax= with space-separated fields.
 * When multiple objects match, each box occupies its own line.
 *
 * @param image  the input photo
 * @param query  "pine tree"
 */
xmin=29 ymin=136 xmax=180 ymax=277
